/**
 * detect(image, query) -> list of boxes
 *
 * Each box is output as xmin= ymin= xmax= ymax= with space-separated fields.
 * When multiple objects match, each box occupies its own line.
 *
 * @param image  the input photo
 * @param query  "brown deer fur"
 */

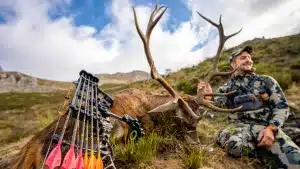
xmin=9 ymin=88 xmax=189 ymax=169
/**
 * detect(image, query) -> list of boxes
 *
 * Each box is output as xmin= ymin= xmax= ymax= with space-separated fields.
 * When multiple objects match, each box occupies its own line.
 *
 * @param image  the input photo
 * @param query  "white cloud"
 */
xmin=0 ymin=0 xmax=299 ymax=81
xmin=184 ymin=0 xmax=300 ymax=48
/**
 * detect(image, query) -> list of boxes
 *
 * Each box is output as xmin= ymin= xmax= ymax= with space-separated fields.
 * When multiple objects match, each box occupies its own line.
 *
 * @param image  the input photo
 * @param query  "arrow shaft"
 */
xmin=60 ymin=75 xmax=85 ymax=140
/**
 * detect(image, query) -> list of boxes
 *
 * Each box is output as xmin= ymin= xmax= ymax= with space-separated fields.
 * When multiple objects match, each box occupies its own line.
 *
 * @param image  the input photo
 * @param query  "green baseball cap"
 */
xmin=228 ymin=45 xmax=253 ymax=64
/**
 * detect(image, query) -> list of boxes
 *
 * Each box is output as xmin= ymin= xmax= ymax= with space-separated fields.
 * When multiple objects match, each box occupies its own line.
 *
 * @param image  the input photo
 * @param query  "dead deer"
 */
xmin=5 ymin=2 xmax=246 ymax=169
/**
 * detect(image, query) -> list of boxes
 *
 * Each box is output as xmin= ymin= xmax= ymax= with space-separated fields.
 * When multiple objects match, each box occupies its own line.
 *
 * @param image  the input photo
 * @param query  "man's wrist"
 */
xmin=267 ymin=124 xmax=279 ymax=136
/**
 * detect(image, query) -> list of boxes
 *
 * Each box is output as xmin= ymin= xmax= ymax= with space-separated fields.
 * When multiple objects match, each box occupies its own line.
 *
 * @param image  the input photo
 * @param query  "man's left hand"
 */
xmin=257 ymin=127 xmax=275 ymax=148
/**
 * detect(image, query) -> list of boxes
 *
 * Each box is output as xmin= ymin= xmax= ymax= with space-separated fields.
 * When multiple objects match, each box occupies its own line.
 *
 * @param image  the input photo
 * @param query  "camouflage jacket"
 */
xmin=214 ymin=72 xmax=289 ymax=128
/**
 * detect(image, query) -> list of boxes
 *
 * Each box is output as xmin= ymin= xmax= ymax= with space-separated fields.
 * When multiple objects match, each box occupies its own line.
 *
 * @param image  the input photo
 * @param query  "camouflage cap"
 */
xmin=228 ymin=46 xmax=253 ymax=64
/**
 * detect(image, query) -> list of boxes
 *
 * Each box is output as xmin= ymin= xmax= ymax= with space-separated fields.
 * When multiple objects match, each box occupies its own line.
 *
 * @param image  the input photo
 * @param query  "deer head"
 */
xmin=132 ymin=1 xmax=243 ymax=123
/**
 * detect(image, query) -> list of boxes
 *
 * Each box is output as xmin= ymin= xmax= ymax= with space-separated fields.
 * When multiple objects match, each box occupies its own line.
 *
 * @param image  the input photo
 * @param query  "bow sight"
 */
xmin=43 ymin=70 xmax=143 ymax=169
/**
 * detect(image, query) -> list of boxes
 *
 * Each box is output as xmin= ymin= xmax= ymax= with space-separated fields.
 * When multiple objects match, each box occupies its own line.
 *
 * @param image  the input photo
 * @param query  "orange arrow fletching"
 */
xmin=84 ymin=152 xmax=89 ymax=169
xmin=88 ymin=151 xmax=96 ymax=169
xmin=96 ymin=153 xmax=103 ymax=169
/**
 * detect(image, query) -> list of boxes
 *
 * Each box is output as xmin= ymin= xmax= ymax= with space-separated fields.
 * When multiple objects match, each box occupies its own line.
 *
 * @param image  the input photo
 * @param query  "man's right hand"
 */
xmin=197 ymin=82 xmax=213 ymax=100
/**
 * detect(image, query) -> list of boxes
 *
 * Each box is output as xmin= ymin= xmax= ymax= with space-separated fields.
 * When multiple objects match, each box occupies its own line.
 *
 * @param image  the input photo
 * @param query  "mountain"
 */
xmin=0 ymin=70 xmax=150 ymax=93
xmin=95 ymin=70 xmax=150 ymax=85
xmin=0 ymin=71 xmax=73 ymax=93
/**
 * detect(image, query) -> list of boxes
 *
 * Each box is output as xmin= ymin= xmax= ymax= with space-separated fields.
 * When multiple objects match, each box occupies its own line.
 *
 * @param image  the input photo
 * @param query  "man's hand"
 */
xmin=257 ymin=126 xmax=275 ymax=148
xmin=197 ymin=82 xmax=212 ymax=100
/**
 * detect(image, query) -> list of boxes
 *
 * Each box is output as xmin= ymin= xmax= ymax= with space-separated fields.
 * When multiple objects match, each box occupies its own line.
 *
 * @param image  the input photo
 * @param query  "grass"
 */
xmin=111 ymin=132 xmax=168 ymax=168
xmin=183 ymin=146 xmax=210 ymax=169
xmin=0 ymin=91 xmax=69 ymax=145
xmin=0 ymin=92 xmax=66 ymax=111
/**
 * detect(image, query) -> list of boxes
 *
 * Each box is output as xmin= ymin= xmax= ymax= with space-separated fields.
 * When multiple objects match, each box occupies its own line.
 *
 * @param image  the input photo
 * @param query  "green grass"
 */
xmin=0 ymin=92 xmax=66 ymax=111
xmin=0 ymin=91 xmax=68 ymax=145
xmin=183 ymin=146 xmax=210 ymax=169
xmin=111 ymin=132 xmax=167 ymax=167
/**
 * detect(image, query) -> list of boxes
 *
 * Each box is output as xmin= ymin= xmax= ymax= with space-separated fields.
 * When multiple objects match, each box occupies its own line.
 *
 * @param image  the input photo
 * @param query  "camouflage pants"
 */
xmin=217 ymin=122 xmax=300 ymax=169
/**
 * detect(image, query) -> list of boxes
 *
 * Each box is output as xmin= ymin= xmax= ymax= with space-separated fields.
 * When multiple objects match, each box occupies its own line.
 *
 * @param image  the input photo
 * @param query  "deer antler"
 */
xmin=196 ymin=12 xmax=243 ymax=82
xmin=132 ymin=2 xmax=200 ymax=120
xmin=194 ymin=12 xmax=244 ymax=112
xmin=132 ymin=2 xmax=244 ymax=121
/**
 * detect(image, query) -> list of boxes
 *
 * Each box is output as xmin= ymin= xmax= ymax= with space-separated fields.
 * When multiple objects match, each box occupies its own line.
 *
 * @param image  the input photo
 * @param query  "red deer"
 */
xmin=7 ymin=1 xmax=244 ymax=169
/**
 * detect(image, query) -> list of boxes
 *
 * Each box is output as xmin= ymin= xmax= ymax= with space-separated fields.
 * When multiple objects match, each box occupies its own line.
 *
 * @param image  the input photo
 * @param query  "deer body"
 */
xmin=8 ymin=88 xmax=175 ymax=169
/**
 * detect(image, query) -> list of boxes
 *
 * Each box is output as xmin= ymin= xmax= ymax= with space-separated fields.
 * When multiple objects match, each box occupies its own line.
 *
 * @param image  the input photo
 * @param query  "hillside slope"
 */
xmin=96 ymin=70 xmax=150 ymax=85
xmin=0 ymin=70 xmax=150 ymax=93
xmin=0 ymin=71 xmax=73 ymax=93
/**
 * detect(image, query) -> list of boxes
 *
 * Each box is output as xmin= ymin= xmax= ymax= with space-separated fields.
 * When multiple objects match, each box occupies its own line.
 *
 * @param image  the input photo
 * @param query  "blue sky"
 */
xmin=0 ymin=0 xmax=299 ymax=81
xmin=55 ymin=0 xmax=192 ymax=33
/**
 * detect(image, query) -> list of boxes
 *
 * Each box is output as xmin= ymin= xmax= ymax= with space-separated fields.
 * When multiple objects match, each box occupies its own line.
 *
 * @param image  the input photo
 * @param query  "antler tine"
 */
xmin=196 ymin=12 xmax=218 ymax=27
xmin=196 ymin=88 xmax=242 ymax=113
xmin=225 ymin=27 xmax=243 ymax=41
xmin=146 ymin=6 xmax=167 ymax=39
xmin=200 ymin=99 xmax=242 ymax=112
xmin=206 ymin=64 xmax=241 ymax=81
xmin=132 ymin=8 xmax=146 ymax=43
xmin=204 ymin=90 xmax=236 ymax=97
xmin=133 ymin=3 xmax=201 ymax=120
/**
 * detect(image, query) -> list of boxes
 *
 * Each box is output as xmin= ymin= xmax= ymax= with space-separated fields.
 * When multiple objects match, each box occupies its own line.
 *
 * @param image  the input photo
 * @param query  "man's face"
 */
xmin=230 ymin=51 xmax=253 ymax=72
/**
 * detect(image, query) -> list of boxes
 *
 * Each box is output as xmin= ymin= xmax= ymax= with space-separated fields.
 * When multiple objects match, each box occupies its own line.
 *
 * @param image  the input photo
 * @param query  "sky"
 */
xmin=0 ymin=0 xmax=299 ymax=81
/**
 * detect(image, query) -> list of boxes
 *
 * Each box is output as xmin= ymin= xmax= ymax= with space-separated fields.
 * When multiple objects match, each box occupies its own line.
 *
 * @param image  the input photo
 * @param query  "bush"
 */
xmin=175 ymin=78 xmax=198 ymax=95
xmin=271 ymin=71 xmax=292 ymax=90
xmin=291 ymin=70 xmax=300 ymax=82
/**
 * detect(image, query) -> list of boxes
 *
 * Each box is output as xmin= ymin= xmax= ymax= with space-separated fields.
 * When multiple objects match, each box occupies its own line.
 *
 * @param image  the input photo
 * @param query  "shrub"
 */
xmin=271 ymin=71 xmax=292 ymax=90
xmin=175 ymin=78 xmax=198 ymax=95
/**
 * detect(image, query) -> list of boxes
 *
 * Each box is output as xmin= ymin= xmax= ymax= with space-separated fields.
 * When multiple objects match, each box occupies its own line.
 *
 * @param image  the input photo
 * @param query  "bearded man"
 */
xmin=198 ymin=46 xmax=300 ymax=169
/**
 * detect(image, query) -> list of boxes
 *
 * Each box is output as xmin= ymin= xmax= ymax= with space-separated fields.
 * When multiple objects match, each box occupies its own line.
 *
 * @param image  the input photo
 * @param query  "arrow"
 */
xmin=45 ymin=75 xmax=84 ymax=169
xmin=62 ymin=75 xmax=89 ymax=169
xmin=42 ymin=88 xmax=72 ymax=169
xmin=88 ymin=81 xmax=96 ymax=169
xmin=94 ymin=83 xmax=103 ymax=169
xmin=84 ymin=121 xmax=89 ymax=169
xmin=76 ymin=77 xmax=91 ymax=169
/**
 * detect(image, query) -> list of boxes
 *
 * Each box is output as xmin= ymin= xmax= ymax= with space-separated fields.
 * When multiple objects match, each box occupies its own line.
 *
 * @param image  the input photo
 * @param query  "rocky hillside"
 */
xmin=0 ymin=71 xmax=73 ymax=93
xmin=96 ymin=70 xmax=150 ymax=85
xmin=0 ymin=70 xmax=150 ymax=93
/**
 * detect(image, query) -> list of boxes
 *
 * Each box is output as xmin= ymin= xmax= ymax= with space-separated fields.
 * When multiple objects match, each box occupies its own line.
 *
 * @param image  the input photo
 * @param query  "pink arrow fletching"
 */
xmin=45 ymin=140 xmax=62 ymax=169
xmin=75 ymin=149 xmax=84 ymax=169
xmin=61 ymin=144 xmax=76 ymax=169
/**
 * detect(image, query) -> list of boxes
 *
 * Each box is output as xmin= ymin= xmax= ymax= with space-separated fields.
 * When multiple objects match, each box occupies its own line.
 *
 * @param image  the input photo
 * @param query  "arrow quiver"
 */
xmin=46 ymin=70 xmax=142 ymax=169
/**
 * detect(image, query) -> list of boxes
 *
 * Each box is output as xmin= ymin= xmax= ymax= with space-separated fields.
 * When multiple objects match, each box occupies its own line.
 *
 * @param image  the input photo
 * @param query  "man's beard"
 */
xmin=240 ymin=64 xmax=255 ymax=73
xmin=238 ymin=62 xmax=255 ymax=74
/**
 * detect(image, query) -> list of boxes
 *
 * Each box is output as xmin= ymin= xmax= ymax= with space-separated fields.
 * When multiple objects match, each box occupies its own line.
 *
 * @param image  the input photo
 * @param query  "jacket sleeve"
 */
xmin=263 ymin=75 xmax=289 ymax=128
xmin=213 ymin=83 xmax=231 ymax=108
